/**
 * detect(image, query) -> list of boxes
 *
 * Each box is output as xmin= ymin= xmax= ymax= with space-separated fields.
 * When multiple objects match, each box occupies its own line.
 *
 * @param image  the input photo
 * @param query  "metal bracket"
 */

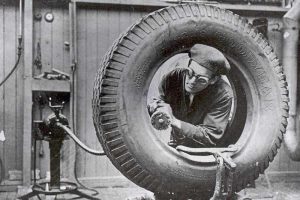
xmin=176 ymin=146 xmax=238 ymax=200
xmin=210 ymin=152 xmax=236 ymax=200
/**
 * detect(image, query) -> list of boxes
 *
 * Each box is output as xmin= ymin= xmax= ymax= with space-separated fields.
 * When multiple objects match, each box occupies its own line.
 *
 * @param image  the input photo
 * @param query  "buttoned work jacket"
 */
xmin=148 ymin=68 xmax=233 ymax=147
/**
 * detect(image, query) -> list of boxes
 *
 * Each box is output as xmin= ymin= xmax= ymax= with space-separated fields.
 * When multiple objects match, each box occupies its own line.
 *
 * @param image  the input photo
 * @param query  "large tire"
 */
xmin=92 ymin=4 xmax=289 ymax=195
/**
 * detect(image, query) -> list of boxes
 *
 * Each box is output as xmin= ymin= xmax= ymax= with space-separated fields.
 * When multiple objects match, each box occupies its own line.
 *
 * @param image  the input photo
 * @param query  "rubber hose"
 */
xmin=0 ymin=54 xmax=22 ymax=87
xmin=56 ymin=123 xmax=105 ymax=156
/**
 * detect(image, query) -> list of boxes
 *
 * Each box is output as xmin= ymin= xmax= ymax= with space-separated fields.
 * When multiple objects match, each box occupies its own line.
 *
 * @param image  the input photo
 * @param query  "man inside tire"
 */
xmin=148 ymin=44 xmax=233 ymax=147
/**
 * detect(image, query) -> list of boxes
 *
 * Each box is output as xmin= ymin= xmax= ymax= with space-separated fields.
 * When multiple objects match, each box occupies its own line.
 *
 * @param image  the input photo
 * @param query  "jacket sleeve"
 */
xmin=175 ymin=94 xmax=232 ymax=147
xmin=147 ymin=75 xmax=168 ymax=116
xmin=147 ymin=69 xmax=182 ymax=115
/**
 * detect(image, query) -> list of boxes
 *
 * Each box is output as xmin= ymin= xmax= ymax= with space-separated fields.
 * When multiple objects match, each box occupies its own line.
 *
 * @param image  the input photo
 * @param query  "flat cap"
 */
xmin=189 ymin=44 xmax=230 ymax=75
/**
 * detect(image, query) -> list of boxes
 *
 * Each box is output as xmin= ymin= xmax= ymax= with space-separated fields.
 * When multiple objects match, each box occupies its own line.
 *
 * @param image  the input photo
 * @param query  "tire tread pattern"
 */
xmin=92 ymin=3 xmax=289 ymax=193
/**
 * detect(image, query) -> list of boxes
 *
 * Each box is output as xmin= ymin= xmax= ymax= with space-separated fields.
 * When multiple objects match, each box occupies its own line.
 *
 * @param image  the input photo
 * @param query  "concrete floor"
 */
xmin=236 ymin=174 xmax=300 ymax=200
xmin=1 ymin=174 xmax=300 ymax=200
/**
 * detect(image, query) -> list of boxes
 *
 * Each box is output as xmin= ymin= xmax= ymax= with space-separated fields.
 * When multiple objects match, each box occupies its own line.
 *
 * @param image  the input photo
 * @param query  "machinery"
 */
xmin=18 ymin=94 xmax=104 ymax=199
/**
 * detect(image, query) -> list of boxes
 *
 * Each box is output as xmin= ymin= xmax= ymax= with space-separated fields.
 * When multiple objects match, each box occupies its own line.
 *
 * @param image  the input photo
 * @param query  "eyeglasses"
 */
xmin=186 ymin=68 xmax=211 ymax=85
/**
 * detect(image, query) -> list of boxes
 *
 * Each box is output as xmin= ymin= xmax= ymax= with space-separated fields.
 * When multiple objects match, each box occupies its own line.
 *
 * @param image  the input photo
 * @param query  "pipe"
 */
xmin=68 ymin=1 xmax=100 ymax=196
xmin=0 ymin=0 xmax=23 ymax=87
xmin=19 ymin=0 xmax=22 ymax=39
xmin=283 ymin=0 xmax=300 ymax=161
xmin=69 ymin=0 xmax=77 ymax=132
xmin=18 ymin=0 xmax=23 ymax=55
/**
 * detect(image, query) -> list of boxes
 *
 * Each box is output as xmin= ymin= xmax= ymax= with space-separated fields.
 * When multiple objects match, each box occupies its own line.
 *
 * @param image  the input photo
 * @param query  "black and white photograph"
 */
xmin=0 ymin=0 xmax=299 ymax=199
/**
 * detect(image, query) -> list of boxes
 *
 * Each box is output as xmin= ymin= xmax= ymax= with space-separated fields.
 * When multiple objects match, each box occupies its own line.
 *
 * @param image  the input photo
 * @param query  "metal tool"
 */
xmin=151 ymin=111 xmax=171 ymax=130
xmin=33 ymin=68 xmax=70 ymax=81
xmin=176 ymin=146 xmax=238 ymax=200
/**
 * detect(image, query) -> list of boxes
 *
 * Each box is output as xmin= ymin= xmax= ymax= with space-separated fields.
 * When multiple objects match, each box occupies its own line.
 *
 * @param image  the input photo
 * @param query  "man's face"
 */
xmin=184 ymin=60 xmax=215 ymax=94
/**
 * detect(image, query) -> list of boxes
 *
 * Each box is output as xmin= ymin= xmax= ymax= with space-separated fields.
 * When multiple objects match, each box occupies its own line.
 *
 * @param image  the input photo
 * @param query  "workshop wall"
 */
xmin=32 ymin=1 xmax=70 ymax=77
xmin=73 ymin=3 xmax=159 ymax=180
xmin=0 ymin=0 xmax=299 ymax=187
xmin=31 ymin=0 xmax=71 ymax=181
xmin=0 ymin=0 xmax=24 ymax=182
xmin=31 ymin=2 xmax=158 ymax=181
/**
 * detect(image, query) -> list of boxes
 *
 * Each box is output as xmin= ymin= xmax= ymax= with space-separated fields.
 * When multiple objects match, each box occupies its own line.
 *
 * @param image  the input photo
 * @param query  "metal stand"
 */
xmin=18 ymin=136 xmax=100 ymax=200
xmin=18 ymin=181 xmax=100 ymax=200
xmin=18 ymin=99 xmax=101 ymax=200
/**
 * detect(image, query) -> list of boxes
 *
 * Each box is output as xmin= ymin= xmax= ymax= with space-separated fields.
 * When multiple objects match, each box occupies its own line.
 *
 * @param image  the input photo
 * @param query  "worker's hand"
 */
xmin=156 ymin=102 xmax=180 ymax=129
xmin=156 ymin=102 xmax=173 ymax=117
xmin=147 ymin=99 xmax=164 ymax=115
xmin=148 ymin=99 xmax=174 ymax=117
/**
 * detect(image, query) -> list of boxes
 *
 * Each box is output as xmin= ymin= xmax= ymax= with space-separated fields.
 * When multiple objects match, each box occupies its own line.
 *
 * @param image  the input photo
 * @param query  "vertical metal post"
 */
xmin=69 ymin=0 xmax=77 ymax=134
xmin=68 ymin=0 xmax=78 ymax=179
xmin=33 ymin=137 xmax=36 ymax=185
xmin=49 ymin=140 xmax=63 ymax=187
xmin=23 ymin=0 xmax=33 ymax=186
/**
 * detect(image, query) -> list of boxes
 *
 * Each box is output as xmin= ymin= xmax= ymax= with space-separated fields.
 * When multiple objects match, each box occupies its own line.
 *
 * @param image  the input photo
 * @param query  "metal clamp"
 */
xmin=210 ymin=152 xmax=236 ymax=200
xmin=176 ymin=146 xmax=238 ymax=200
